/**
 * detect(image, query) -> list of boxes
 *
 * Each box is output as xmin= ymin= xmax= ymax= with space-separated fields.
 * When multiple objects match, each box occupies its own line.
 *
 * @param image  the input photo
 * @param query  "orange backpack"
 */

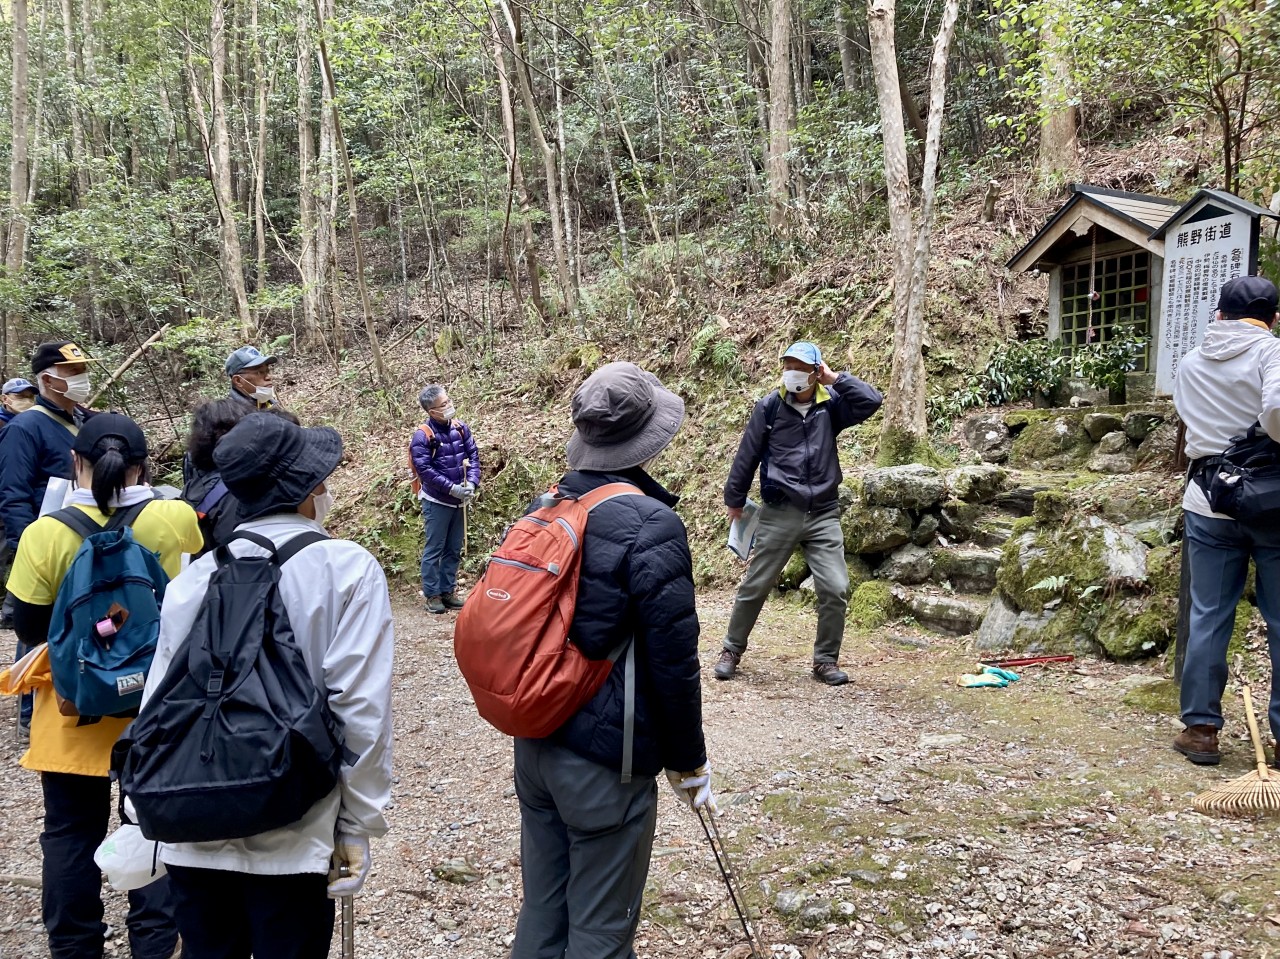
xmin=454 ymin=483 xmax=643 ymax=746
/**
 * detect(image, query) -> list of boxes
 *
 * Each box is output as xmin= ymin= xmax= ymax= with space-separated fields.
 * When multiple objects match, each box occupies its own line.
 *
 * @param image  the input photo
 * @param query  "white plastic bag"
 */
xmin=94 ymin=824 xmax=167 ymax=891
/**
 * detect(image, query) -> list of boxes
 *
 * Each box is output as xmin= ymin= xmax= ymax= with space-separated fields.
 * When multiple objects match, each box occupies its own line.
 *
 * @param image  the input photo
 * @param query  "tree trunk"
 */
xmin=312 ymin=0 xmax=389 ymax=390
xmin=1037 ymin=0 xmax=1079 ymax=178
xmin=834 ymin=3 xmax=857 ymax=93
xmin=297 ymin=0 xmax=321 ymax=336
xmin=80 ymin=0 xmax=103 ymax=162
xmin=551 ymin=6 xmax=577 ymax=304
xmin=500 ymin=0 xmax=575 ymax=315
xmin=766 ymin=0 xmax=792 ymax=231
xmin=493 ymin=9 xmax=545 ymax=319
xmin=4 ymin=0 xmax=31 ymax=373
xmin=870 ymin=0 xmax=962 ymax=463
xmin=59 ymin=0 xmax=89 ymax=201
xmin=315 ymin=0 xmax=338 ymax=342
xmin=251 ymin=0 xmax=269 ymax=317
xmin=210 ymin=0 xmax=254 ymax=335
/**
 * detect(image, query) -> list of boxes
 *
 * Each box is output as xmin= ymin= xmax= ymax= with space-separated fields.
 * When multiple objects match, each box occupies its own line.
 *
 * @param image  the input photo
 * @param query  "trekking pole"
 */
xmin=695 ymin=806 xmax=765 ymax=959
xmin=339 ymin=866 xmax=355 ymax=959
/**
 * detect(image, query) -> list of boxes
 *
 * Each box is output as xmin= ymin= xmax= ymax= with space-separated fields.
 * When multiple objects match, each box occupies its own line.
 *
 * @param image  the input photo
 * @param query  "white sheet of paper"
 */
xmin=38 ymin=478 xmax=72 ymax=518
xmin=726 ymin=499 xmax=762 ymax=561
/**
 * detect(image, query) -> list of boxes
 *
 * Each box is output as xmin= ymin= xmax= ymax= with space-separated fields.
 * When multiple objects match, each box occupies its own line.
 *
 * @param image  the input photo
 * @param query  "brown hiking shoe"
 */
xmin=713 ymin=649 xmax=741 ymax=680
xmin=812 ymin=662 xmax=849 ymax=686
xmin=424 ymin=595 xmax=446 ymax=615
xmin=1173 ymin=724 xmax=1220 ymax=765
xmin=441 ymin=591 xmax=467 ymax=610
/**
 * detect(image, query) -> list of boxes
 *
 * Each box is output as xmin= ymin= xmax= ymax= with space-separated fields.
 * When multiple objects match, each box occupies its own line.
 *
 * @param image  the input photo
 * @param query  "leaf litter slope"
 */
xmin=0 ymin=592 xmax=1276 ymax=958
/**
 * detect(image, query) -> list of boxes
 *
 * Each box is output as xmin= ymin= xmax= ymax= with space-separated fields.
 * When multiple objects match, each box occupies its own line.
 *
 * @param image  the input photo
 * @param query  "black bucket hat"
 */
xmin=214 ymin=413 xmax=343 ymax=520
xmin=565 ymin=362 xmax=684 ymax=471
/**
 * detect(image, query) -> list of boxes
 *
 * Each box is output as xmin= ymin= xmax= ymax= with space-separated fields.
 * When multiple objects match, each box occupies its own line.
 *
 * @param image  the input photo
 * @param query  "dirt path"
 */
xmin=2 ymin=592 xmax=1277 ymax=958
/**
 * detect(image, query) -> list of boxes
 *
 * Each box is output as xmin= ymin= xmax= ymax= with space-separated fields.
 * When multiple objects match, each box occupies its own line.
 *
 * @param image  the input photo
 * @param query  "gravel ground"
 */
xmin=2 ymin=591 xmax=1279 ymax=958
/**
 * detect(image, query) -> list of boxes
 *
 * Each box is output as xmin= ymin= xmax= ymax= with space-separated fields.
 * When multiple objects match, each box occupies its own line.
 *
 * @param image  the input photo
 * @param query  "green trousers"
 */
xmin=722 ymin=503 xmax=849 ymax=663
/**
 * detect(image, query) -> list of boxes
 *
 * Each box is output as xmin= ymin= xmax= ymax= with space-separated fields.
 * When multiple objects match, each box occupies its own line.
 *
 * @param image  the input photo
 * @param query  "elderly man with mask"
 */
xmin=226 ymin=346 xmax=280 ymax=409
xmin=0 ymin=378 xmax=37 ymax=427
xmin=0 ymin=342 xmax=97 ymax=734
xmin=716 ymin=341 xmax=883 ymax=686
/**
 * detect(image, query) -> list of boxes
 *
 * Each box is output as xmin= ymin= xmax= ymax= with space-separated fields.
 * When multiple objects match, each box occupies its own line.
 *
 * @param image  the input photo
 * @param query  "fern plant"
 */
xmin=689 ymin=322 xmax=741 ymax=377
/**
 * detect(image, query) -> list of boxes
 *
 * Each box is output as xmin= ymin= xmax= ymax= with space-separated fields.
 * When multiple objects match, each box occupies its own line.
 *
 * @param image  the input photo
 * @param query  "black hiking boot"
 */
xmin=441 ymin=591 xmax=467 ymax=610
xmin=713 ymin=649 xmax=741 ymax=680
xmin=812 ymin=662 xmax=849 ymax=686
xmin=424 ymin=595 xmax=447 ymax=615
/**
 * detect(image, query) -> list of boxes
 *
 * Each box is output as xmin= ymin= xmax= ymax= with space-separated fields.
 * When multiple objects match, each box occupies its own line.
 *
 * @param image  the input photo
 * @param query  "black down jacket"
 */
xmin=542 ymin=467 xmax=706 ymax=778
xmin=724 ymin=373 xmax=883 ymax=514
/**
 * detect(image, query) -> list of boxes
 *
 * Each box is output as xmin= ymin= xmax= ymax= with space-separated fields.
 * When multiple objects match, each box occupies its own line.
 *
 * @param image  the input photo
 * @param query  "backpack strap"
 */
xmin=194 ymin=480 xmax=229 ymax=518
xmin=31 ymin=404 xmax=80 ymax=436
xmin=104 ymin=498 xmax=155 ymax=532
xmin=576 ymin=482 xmax=644 ymax=512
xmin=224 ymin=529 xmax=330 ymax=566
xmin=49 ymin=507 xmax=106 ymax=540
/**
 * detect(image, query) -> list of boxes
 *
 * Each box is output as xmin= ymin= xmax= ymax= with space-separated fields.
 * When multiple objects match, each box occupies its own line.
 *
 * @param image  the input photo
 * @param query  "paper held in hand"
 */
xmin=726 ymin=499 xmax=762 ymax=561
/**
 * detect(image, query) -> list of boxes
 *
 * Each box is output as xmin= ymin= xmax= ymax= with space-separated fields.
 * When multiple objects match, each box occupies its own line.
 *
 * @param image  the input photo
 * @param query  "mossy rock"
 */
xmin=779 ymin=550 xmax=809 ymax=591
xmin=864 ymin=465 xmax=946 ymax=510
xmin=842 ymin=504 xmax=913 ymax=554
xmin=938 ymin=499 xmax=981 ymax=541
xmin=848 ymin=580 xmax=894 ymax=630
xmin=847 ymin=553 xmax=872 ymax=587
xmin=1097 ymin=595 xmax=1173 ymax=659
xmin=997 ymin=515 xmax=1147 ymax=614
xmin=1032 ymin=489 xmax=1071 ymax=525
xmin=1008 ymin=413 xmax=1094 ymax=469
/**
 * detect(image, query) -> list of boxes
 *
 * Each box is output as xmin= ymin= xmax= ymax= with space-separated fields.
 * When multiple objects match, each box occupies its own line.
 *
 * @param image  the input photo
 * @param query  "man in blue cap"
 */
xmin=0 ymin=378 xmax=37 ymax=426
xmin=718 ymin=341 xmax=882 ymax=685
xmin=225 ymin=346 xmax=279 ymax=409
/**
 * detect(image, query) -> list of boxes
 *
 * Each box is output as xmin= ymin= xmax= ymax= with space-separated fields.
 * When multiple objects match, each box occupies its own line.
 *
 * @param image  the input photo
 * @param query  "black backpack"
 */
xmin=112 ymin=530 xmax=346 ymax=844
xmin=1201 ymin=421 xmax=1280 ymax=525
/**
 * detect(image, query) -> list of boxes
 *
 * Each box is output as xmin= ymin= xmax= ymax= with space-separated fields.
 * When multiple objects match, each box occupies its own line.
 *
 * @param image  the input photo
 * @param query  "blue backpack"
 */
xmin=47 ymin=500 xmax=170 ymax=717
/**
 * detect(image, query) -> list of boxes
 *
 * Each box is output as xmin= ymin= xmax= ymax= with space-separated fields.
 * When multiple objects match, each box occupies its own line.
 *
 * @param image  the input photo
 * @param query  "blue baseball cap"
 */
xmin=2 ymin=378 xmax=35 ymax=394
xmin=781 ymin=341 xmax=823 ymax=367
xmin=225 ymin=346 xmax=278 ymax=377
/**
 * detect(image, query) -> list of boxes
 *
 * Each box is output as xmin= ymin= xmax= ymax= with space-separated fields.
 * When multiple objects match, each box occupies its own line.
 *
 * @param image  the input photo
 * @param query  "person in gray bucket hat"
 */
xmin=508 ymin=362 xmax=713 ymax=959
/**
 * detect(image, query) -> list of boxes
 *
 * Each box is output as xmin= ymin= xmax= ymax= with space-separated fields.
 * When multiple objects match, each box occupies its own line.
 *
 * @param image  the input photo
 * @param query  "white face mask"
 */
xmin=312 ymin=489 xmax=334 ymax=525
xmin=52 ymin=371 xmax=92 ymax=404
xmin=252 ymin=385 xmax=275 ymax=403
xmin=782 ymin=370 xmax=813 ymax=394
xmin=437 ymin=404 xmax=456 ymax=421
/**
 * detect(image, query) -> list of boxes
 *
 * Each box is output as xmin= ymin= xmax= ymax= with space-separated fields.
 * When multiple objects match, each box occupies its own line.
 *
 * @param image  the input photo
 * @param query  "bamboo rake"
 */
xmin=1194 ymin=686 xmax=1280 ymax=816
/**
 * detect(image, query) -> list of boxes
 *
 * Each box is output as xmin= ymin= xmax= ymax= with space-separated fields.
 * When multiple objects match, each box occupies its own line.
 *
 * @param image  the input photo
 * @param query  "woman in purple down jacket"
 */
xmin=411 ymin=384 xmax=481 ymax=614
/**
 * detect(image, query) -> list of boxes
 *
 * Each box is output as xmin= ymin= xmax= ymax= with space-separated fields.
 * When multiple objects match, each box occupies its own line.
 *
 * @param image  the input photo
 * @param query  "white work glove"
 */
xmin=460 ymin=482 xmax=477 ymax=503
xmin=449 ymin=484 xmax=468 ymax=500
xmin=665 ymin=763 xmax=718 ymax=813
xmin=327 ymin=833 xmax=371 ymax=898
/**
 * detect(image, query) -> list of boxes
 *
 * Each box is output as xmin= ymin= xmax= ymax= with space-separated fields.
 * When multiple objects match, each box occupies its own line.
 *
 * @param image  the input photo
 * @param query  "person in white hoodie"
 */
xmin=140 ymin=412 xmax=394 ymax=959
xmin=1173 ymin=274 xmax=1280 ymax=766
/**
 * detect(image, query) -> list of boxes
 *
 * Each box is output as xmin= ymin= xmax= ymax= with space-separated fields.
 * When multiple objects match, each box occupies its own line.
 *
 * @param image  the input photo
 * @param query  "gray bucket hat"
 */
xmin=565 ymin=362 xmax=685 ymax=471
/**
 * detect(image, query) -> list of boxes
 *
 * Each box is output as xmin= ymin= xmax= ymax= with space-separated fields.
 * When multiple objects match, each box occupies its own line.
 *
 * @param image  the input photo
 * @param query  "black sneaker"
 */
xmin=441 ymin=592 xmax=467 ymax=610
xmin=424 ymin=595 xmax=446 ymax=615
xmin=714 ymin=649 xmax=741 ymax=680
xmin=813 ymin=662 xmax=849 ymax=686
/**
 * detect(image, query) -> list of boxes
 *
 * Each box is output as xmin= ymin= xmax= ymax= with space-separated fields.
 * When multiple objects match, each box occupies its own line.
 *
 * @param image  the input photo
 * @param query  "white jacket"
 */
xmin=141 ymin=514 xmax=395 ymax=875
xmin=1174 ymin=319 xmax=1280 ymax=518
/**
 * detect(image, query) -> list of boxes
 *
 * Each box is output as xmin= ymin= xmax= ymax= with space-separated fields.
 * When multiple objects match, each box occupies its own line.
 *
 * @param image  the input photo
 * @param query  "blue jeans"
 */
xmin=1181 ymin=510 xmax=1280 ymax=739
xmin=420 ymin=498 xmax=464 ymax=598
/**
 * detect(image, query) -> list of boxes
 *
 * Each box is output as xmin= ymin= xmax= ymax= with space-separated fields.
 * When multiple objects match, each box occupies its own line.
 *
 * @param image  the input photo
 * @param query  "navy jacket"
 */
xmin=545 ymin=468 xmax=707 ymax=778
xmin=410 ymin=419 xmax=481 ymax=506
xmin=0 ymin=398 xmax=92 ymax=545
xmin=724 ymin=373 xmax=883 ymax=514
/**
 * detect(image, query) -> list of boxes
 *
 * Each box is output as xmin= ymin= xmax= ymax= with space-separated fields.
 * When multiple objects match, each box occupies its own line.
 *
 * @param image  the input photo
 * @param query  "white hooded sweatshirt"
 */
xmin=1174 ymin=319 xmax=1280 ymax=518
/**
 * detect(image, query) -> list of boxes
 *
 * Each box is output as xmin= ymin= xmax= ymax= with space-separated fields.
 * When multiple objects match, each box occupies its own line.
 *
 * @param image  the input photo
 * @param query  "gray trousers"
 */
xmin=510 ymin=738 xmax=658 ymax=959
xmin=723 ymin=503 xmax=849 ymax=663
